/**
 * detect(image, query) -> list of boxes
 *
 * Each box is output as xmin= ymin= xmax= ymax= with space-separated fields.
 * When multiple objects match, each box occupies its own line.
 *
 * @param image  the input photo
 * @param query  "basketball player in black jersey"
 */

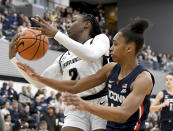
xmin=150 ymin=72 xmax=173 ymax=131
xmin=17 ymin=18 xmax=155 ymax=131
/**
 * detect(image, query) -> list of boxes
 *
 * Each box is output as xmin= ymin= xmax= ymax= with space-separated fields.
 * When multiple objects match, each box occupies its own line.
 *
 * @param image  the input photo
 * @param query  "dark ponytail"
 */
xmin=120 ymin=18 xmax=150 ymax=54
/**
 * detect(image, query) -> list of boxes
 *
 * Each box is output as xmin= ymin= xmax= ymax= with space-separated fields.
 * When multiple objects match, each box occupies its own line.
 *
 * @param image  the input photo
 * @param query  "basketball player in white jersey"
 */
xmin=9 ymin=14 xmax=110 ymax=131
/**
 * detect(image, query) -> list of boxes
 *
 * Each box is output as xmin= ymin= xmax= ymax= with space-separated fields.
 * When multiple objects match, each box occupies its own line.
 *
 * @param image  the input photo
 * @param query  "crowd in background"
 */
xmin=0 ymin=2 xmax=173 ymax=131
xmin=0 ymin=3 xmax=173 ymax=73
xmin=0 ymin=81 xmax=64 ymax=131
xmin=138 ymin=45 xmax=173 ymax=73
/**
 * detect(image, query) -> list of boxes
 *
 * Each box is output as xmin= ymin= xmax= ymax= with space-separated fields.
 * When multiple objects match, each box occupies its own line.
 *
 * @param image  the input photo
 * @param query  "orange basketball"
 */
xmin=16 ymin=28 xmax=49 ymax=61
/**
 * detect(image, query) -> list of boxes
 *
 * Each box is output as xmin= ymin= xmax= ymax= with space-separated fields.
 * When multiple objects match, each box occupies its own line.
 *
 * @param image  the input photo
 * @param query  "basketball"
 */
xmin=16 ymin=28 xmax=49 ymax=61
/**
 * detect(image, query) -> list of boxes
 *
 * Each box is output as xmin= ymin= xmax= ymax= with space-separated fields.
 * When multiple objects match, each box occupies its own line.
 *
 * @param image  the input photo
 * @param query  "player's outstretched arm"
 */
xmin=63 ymin=71 xmax=153 ymax=123
xmin=17 ymin=61 xmax=115 ymax=93
xmin=31 ymin=16 xmax=110 ymax=62
xmin=150 ymin=91 xmax=169 ymax=112
xmin=54 ymin=33 xmax=110 ymax=62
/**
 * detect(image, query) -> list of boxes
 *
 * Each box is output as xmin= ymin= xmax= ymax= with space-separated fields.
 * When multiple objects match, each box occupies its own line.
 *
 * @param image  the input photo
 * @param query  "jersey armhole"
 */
xmin=59 ymin=52 xmax=66 ymax=74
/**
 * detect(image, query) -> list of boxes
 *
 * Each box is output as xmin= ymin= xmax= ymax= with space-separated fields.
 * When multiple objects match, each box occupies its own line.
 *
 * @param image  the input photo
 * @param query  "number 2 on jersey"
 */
xmin=69 ymin=68 xmax=79 ymax=80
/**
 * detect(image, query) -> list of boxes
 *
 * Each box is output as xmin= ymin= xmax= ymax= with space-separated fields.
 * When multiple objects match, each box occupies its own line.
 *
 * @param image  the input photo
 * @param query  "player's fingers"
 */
xmin=29 ymin=27 xmax=42 ymax=30
xmin=37 ymin=16 xmax=47 ymax=24
xmin=16 ymin=62 xmax=26 ymax=71
xmin=31 ymin=17 xmax=45 ymax=27
xmin=16 ymin=61 xmax=25 ymax=67
xmin=17 ymin=64 xmax=25 ymax=71
xmin=11 ymin=34 xmax=20 ymax=44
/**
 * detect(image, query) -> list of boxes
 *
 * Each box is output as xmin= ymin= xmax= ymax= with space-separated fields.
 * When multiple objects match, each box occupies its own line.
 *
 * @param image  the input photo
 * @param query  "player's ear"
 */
xmin=127 ymin=42 xmax=135 ymax=53
xmin=84 ymin=21 xmax=91 ymax=30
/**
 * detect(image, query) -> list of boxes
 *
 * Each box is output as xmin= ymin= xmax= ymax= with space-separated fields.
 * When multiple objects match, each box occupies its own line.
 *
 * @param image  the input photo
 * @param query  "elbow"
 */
xmin=67 ymin=82 xmax=79 ymax=94
xmin=113 ymin=109 xmax=131 ymax=123
xmin=116 ymin=114 xmax=130 ymax=123
xmin=68 ymin=87 xmax=77 ymax=94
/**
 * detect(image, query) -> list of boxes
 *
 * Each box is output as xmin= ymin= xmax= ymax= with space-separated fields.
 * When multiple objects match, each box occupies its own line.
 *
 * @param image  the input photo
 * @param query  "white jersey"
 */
xmin=58 ymin=41 xmax=108 ymax=97
xmin=11 ymin=33 xmax=110 ymax=97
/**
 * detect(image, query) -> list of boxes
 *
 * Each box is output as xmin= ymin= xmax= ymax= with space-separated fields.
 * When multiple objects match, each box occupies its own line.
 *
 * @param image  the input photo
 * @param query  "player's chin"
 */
xmin=111 ymin=56 xmax=118 ymax=62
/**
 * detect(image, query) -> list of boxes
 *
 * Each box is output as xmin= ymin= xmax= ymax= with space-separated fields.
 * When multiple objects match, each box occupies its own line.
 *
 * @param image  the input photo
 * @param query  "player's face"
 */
xmin=165 ymin=75 xmax=173 ymax=88
xmin=66 ymin=15 xmax=85 ymax=40
xmin=110 ymin=32 xmax=128 ymax=62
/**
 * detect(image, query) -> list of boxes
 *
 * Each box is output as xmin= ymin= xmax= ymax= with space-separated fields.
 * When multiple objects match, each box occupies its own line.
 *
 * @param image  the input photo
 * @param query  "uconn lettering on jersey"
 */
xmin=63 ymin=57 xmax=81 ymax=68
xmin=109 ymin=90 xmax=125 ymax=104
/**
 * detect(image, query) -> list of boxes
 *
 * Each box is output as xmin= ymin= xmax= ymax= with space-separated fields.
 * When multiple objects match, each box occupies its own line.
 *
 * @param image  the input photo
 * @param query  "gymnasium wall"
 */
xmin=117 ymin=0 xmax=173 ymax=55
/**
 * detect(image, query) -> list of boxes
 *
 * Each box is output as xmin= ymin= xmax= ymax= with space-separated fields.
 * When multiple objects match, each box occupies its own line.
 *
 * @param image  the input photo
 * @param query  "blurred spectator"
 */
xmin=146 ymin=45 xmax=152 ymax=55
xmin=164 ymin=56 xmax=173 ymax=73
xmin=18 ymin=125 xmax=28 ymax=131
xmin=0 ymin=110 xmax=5 ymax=131
xmin=43 ymin=12 xmax=50 ymax=23
xmin=18 ymin=86 xmax=31 ymax=106
xmin=55 ymin=7 xmax=61 ymax=17
xmin=1 ymin=101 xmax=10 ymax=118
xmin=19 ymin=104 xmax=35 ymax=129
xmin=9 ymin=13 xmax=18 ymax=27
xmin=39 ymin=95 xmax=48 ymax=116
xmin=19 ymin=21 xmax=28 ymax=32
xmin=4 ymin=114 xmax=13 ymax=131
xmin=162 ymin=54 xmax=167 ymax=68
xmin=26 ymin=86 xmax=33 ymax=99
xmin=8 ymin=81 xmax=18 ymax=101
xmin=55 ymin=107 xmax=64 ymax=131
xmin=0 ymin=82 xmax=8 ymax=104
xmin=41 ymin=105 xmax=56 ymax=131
xmin=10 ymin=100 xmax=20 ymax=131
xmin=0 ymin=22 xmax=4 ymax=39
xmin=151 ymin=52 xmax=159 ymax=70
xmin=47 ymin=91 xmax=55 ymax=105
xmin=30 ymin=96 xmax=41 ymax=125
xmin=5 ymin=121 xmax=12 ymax=131
xmin=23 ymin=16 xmax=31 ymax=28
xmin=1 ymin=0 xmax=7 ymax=6
xmin=17 ymin=12 xmax=24 ymax=26
xmin=50 ymin=11 xmax=57 ymax=22
xmin=38 ymin=120 xmax=48 ymax=131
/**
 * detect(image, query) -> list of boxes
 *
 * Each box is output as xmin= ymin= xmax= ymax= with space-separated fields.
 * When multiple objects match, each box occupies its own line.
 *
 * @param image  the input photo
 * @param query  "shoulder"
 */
xmin=102 ymin=62 xmax=117 ymax=78
xmin=94 ymin=34 xmax=109 ymax=41
xmin=136 ymin=71 xmax=153 ymax=85
xmin=132 ymin=71 xmax=154 ymax=94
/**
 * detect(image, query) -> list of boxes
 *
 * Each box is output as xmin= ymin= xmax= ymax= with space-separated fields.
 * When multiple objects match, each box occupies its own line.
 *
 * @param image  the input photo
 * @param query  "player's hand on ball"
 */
xmin=16 ymin=62 xmax=40 ymax=81
xmin=31 ymin=16 xmax=58 ymax=38
xmin=9 ymin=34 xmax=20 ymax=59
xmin=62 ymin=92 xmax=87 ymax=111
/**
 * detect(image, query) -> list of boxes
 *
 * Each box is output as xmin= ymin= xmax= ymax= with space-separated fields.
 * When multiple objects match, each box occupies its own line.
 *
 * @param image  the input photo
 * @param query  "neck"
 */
xmin=167 ymin=87 xmax=173 ymax=94
xmin=74 ymin=32 xmax=90 ymax=44
xmin=119 ymin=57 xmax=138 ymax=78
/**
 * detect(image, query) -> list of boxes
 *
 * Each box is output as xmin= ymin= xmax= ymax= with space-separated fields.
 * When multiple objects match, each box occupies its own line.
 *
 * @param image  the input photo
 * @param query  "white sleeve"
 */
xmin=54 ymin=32 xmax=110 ymax=62
xmin=10 ymin=56 xmax=63 ymax=89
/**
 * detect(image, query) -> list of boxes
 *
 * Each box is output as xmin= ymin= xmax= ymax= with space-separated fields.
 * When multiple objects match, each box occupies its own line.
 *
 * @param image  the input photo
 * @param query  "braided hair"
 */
xmin=81 ymin=14 xmax=101 ymax=38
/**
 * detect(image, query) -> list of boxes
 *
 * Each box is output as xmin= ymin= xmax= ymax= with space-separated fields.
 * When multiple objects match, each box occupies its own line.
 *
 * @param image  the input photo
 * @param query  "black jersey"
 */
xmin=106 ymin=64 xmax=154 ymax=131
xmin=160 ymin=90 xmax=173 ymax=122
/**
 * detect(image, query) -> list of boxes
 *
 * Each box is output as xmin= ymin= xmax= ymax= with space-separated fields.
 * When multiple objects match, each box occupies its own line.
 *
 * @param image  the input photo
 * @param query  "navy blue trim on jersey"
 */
xmin=160 ymin=90 xmax=173 ymax=122
xmin=106 ymin=63 xmax=154 ymax=131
